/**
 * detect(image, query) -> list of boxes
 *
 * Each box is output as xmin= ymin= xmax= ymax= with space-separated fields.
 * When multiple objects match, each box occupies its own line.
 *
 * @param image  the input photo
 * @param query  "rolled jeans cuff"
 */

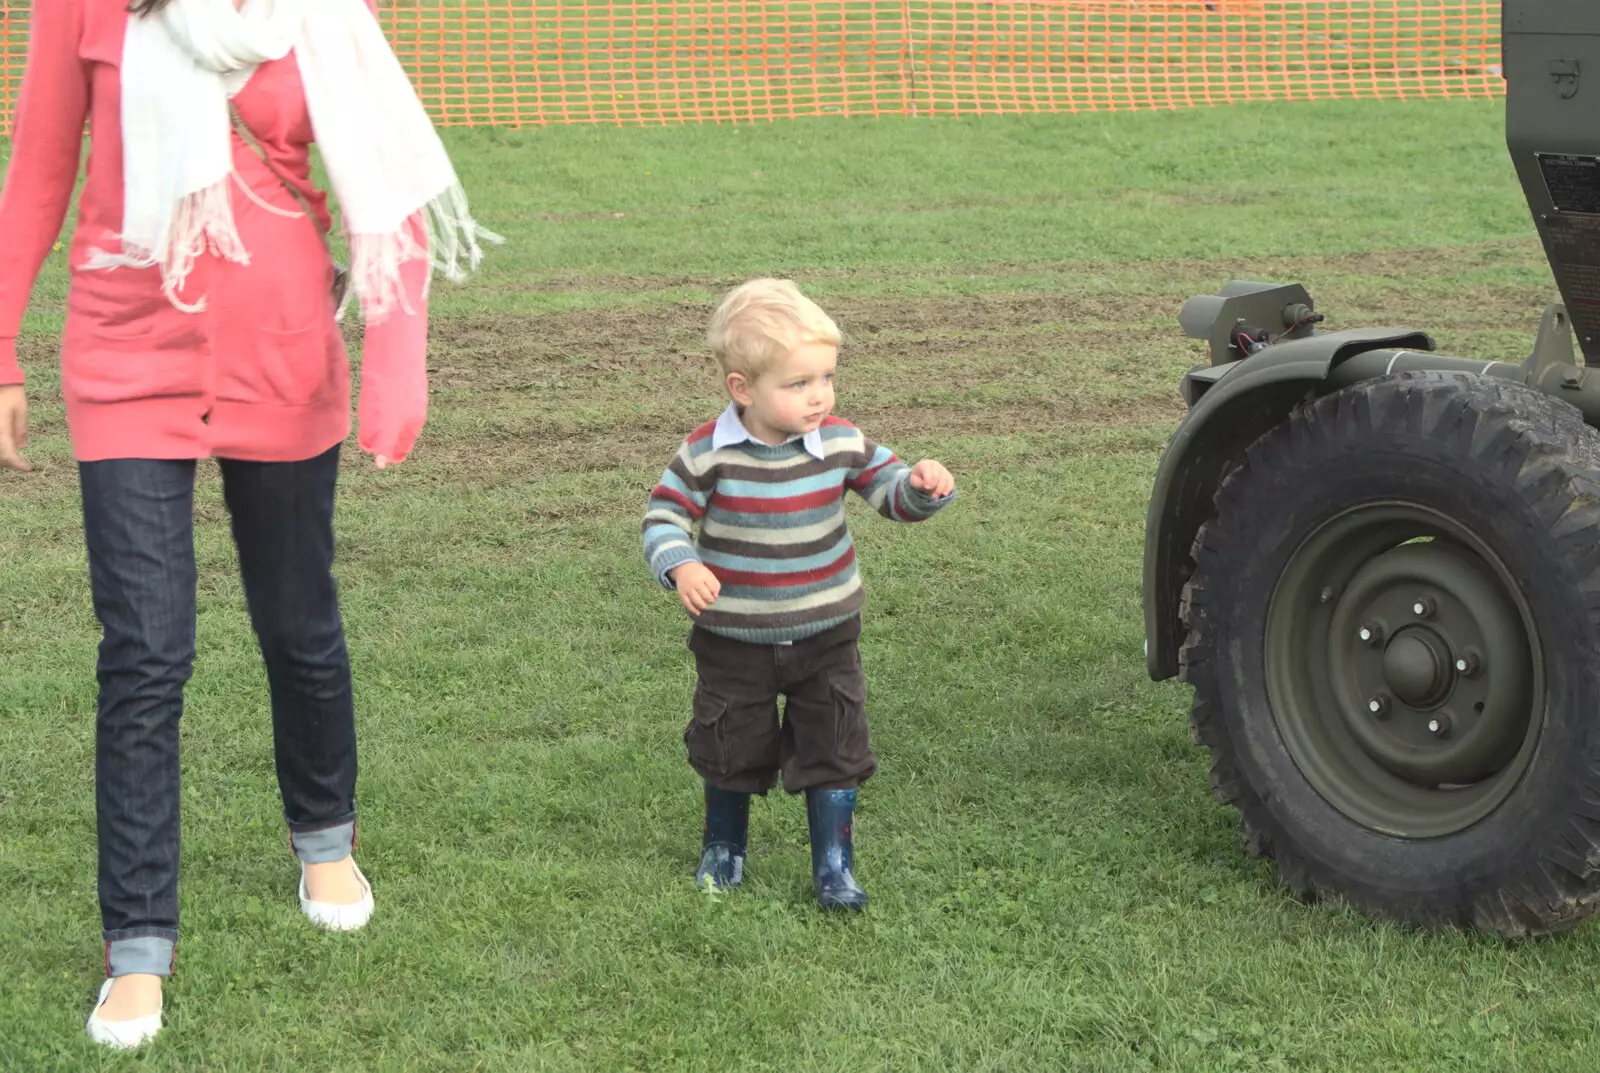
xmin=288 ymin=817 xmax=356 ymax=865
xmin=105 ymin=933 xmax=177 ymax=979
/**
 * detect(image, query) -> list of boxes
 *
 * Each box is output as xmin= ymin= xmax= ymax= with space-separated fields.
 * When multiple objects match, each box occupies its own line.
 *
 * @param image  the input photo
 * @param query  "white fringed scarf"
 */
xmin=92 ymin=0 xmax=499 ymax=320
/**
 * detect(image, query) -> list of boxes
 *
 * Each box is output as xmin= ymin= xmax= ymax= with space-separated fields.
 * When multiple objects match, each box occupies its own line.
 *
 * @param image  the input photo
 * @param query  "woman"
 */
xmin=0 ymin=0 xmax=495 ymax=1048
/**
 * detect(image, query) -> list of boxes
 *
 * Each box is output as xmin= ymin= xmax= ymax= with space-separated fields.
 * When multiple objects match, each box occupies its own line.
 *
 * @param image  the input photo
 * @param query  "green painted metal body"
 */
xmin=1143 ymin=322 xmax=1433 ymax=680
xmin=1143 ymin=0 xmax=1600 ymax=681
xmin=1506 ymin=0 xmax=1600 ymax=361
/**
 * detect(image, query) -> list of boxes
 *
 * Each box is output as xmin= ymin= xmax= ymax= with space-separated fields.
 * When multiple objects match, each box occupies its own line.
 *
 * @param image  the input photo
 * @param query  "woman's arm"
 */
xmin=355 ymin=213 xmax=430 ymax=465
xmin=350 ymin=0 xmax=430 ymax=466
xmin=0 ymin=0 xmax=89 ymax=386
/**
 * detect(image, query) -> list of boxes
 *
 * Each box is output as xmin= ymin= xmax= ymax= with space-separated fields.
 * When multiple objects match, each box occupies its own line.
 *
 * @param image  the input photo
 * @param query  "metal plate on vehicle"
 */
xmin=1539 ymin=153 xmax=1600 ymax=215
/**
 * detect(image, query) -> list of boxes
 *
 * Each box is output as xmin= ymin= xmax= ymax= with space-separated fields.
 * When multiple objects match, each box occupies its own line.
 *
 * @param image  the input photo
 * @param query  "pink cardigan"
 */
xmin=0 ymin=0 xmax=429 ymax=463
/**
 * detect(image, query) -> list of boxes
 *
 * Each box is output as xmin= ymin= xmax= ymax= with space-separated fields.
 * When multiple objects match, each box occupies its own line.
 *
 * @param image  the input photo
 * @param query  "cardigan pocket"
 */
xmin=62 ymin=298 xmax=206 ymax=406
xmin=217 ymin=324 xmax=333 ymax=407
xmin=62 ymin=334 xmax=202 ymax=405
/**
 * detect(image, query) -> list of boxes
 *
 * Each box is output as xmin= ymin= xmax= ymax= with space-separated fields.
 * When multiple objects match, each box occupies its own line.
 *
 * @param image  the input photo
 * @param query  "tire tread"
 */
xmin=1180 ymin=372 xmax=1600 ymax=937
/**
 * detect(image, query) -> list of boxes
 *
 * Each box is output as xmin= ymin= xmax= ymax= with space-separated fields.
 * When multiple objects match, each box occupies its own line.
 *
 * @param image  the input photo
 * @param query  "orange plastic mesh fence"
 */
xmin=0 ymin=1 xmax=1502 ymax=130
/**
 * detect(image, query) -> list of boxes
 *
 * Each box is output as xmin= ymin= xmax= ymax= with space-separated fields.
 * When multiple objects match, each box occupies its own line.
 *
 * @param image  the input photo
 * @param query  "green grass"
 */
xmin=3 ymin=99 xmax=1596 ymax=1069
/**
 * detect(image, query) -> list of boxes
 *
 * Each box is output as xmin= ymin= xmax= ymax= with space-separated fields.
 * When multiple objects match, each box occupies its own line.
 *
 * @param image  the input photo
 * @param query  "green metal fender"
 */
xmin=1143 ymin=327 xmax=1435 ymax=681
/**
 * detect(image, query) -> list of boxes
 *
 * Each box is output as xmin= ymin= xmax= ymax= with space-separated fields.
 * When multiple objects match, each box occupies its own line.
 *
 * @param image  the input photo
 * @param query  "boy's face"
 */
xmin=728 ymin=342 xmax=838 ymax=444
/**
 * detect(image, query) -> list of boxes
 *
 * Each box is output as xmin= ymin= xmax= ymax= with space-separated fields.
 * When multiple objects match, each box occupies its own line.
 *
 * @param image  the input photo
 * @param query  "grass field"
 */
xmin=4 ymin=99 xmax=1599 ymax=1069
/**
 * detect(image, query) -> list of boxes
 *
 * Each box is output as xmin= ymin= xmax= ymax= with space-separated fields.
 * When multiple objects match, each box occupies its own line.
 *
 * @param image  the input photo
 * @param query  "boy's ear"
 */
xmin=726 ymin=371 xmax=754 ymax=406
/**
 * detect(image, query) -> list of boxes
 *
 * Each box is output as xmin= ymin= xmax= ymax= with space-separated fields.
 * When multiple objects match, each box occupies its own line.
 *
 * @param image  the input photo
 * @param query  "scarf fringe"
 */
xmin=88 ymin=177 xmax=500 ymax=323
xmin=106 ymin=0 xmax=499 ymax=321
xmin=349 ymin=182 xmax=503 ymax=323
xmin=107 ymin=0 xmax=496 ymax=319
xmin=84 ymin=178 xmax=250 ymax=313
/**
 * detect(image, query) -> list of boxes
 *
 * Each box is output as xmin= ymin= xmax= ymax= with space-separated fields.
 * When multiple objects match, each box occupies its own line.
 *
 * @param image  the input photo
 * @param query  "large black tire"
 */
xmin=1181 ymin=372 xmax=1600 ymax=937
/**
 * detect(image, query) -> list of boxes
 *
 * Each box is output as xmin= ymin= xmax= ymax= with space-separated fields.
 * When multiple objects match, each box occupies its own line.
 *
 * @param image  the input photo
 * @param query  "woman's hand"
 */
xmin=0 ymin=385 xmax=29 ymax=472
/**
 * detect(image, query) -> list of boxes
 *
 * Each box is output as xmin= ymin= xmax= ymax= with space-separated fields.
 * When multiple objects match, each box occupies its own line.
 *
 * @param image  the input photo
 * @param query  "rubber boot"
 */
xmin=695 ymin=784 xmax=750 ymax=890
xmin=806 ymin=787 xmax=868 ymax=911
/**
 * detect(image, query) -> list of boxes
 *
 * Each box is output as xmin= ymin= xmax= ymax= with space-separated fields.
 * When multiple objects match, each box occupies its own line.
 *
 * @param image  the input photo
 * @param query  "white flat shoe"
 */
xmin=298 ymin=860 xmax=375 ymax=932
xmin=85 ymin=978 xmax=161 ymax=1049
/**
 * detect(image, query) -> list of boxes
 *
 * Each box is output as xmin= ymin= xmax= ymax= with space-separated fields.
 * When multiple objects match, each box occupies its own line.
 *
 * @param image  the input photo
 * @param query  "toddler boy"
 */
xmin=641 ymin=278 xmax=955 ymax=910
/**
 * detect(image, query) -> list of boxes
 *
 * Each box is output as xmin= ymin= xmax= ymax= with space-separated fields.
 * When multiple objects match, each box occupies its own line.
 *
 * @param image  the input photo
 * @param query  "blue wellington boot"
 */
xmin=806 ymin=788 xmax=868 ymax=911
xmin=695 ymin=784 xmax=750 ymax=890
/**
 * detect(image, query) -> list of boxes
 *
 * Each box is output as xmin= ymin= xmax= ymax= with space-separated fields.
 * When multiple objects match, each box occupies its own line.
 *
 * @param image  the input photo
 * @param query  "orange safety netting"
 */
xmin=0 ymin=1 xmax=1502 ymax=130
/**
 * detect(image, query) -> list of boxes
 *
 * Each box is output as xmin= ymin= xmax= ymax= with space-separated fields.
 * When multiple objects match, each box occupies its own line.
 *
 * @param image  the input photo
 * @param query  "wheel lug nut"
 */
xmin=1359 ymin=623 xmax=1384 ymax=646
xmin=1428 ymin=715 xmax=1452 ymax=738
xmin=1368 ymin=694 xmax=1391 ymax=717
xmin=1413 ymin=596 xmax=1436 ymax=618
xmin=1454 ymin=652 xmax=1481 ymax=676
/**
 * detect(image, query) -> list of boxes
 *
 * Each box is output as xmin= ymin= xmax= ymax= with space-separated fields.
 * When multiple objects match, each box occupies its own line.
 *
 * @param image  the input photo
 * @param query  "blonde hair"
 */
xmin=707 ymin=278 xmax=841 ymax=381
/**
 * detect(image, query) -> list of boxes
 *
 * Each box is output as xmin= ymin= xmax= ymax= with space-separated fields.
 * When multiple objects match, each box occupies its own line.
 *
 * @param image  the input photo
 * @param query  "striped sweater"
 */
xmin=643 ymin=407 xmax=954 ymax=643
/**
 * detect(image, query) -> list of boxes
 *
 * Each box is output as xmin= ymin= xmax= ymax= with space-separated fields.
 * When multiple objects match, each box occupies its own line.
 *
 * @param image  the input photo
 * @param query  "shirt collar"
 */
xmin=712 ymin=402 xmax=826 ymax=461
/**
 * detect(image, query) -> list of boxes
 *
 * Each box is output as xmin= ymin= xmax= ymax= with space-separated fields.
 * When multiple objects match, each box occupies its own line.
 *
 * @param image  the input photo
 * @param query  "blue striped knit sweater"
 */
xmin=643 ymin=407 xmax=954 ymax=643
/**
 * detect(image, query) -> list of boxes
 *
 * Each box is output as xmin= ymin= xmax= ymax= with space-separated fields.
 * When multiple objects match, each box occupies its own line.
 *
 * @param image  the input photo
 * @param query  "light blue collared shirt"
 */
xmin=711 ymin=402 xmax=826 ymax=461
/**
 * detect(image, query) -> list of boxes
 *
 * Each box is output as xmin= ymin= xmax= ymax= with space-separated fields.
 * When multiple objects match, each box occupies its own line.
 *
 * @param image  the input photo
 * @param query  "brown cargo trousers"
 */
xmin=685 ymin=616 xmax=879 ymax=794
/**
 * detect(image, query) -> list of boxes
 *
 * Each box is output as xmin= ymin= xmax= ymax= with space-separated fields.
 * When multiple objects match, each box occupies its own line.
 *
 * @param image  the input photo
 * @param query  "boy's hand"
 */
xmin=909 ymin=460 xmax=954 ymax=498
xmin=670 ymin=562 xmax=722 ymax=616
xmin=0 ymin=385 xmax=29 ymax=472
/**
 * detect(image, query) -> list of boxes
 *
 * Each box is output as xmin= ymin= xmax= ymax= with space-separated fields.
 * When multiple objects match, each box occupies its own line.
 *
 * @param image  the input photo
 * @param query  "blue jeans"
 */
xmin=80 ymin=445 xmax=359 ymax=978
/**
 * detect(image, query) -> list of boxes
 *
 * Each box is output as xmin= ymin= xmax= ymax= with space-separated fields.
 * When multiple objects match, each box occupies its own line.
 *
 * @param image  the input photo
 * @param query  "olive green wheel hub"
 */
xmin=1265 ymin=504 xmax=1543 ymax=838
